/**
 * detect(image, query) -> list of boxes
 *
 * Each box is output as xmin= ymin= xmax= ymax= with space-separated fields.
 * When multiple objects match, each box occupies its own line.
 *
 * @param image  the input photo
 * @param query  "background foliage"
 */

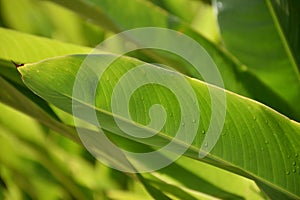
xmin=0 ymin=0 xmax=299 ymax=199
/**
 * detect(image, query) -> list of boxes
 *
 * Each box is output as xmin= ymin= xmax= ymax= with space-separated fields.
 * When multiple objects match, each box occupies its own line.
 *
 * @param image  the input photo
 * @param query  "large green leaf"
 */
xmin=18 ymin=54 xmax=300 ymax=199
xmin=47 ymin=0 xmax=299 ymax=121
xmin=0 ymin=27 xmax=251 ymax=199
xmin=216 ymin=0 xmax=300 ymax=120
xmin=0 ymin=79 xmax=244 ymax=199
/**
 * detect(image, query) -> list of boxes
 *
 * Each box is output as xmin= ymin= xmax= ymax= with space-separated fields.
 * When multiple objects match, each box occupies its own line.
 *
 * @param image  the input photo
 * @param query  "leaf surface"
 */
xmin=18 ymin=54 xmax=300 ymax=199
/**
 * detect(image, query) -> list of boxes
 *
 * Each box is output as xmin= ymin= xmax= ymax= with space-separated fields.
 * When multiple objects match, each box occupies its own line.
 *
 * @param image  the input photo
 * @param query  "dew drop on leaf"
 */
xmin=286 ymin=171 xmax=290 ymax=175
xmin=204 ymin=142 xmax=208 ymax=148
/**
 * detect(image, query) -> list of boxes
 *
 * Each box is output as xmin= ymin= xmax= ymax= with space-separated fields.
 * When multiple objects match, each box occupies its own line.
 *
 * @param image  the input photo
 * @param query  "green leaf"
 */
xmin=145 ymin=0 xmax=200 ymax=24
xmin=0 ymin=0 xmax=53 ymax=37
xmin=0 ymin=27 xmax=95 ymax=140
xmin=216 ymin=0 xmax=300 ymax=121
xmin=143 ymin=173 xmax=243 ymax=200
xmin=0 ymin=105 xmax=91 ymax=200
xmin=156 ymin=156 xmax=264 ymax=199
xmin=0 ymin=76 xmax=80 ymax=143
xmin=137 ymin=173 xmax=172 ymax=200
xmin=18 ymin=54 xmax=300 ymax=199
xmin=0 ymin=27 xmax=91 ymax=64
xmin=0 ymin=0 xmax=105 ymax=47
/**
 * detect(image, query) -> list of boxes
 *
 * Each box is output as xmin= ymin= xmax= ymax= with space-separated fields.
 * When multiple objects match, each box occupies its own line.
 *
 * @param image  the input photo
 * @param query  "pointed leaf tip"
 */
xmin=11 ymin=60 xmax=24 ymax=68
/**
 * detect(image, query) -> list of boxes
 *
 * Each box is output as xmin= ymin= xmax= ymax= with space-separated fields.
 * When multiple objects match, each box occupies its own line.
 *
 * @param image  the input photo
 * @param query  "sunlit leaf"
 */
xmin=18 ymin=54 xmax=300 ymax=199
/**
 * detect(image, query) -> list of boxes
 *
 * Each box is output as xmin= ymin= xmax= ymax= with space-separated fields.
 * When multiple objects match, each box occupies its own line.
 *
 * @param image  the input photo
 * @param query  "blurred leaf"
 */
xmin=156 ymin=157 xmax=263 ymax=200
xmin=146 ymin=0 xmax=200 ymax=23
xmin=157 ymin=156 xmax=265 ymax=200
xmin=0 ymin=126 xmax=66 ymax=199
xmin=270 ymin=0 xmax=300 ymax=71
xmin=216 ymin=0 xmax=300 ymax=121
xmin=144 ymin=175 xmax=218 ymax=200
xmin=18 ymin=54 xmax=300 ymax=199
xmin=0 ymin=76 xmax=80 ymax=143
xmin=0 ymin=0 xmax=105 ymax=46
xmin=40 ymin=1 xmax=106 ymax=46
xmin=0 ymin=27 xmax=91 ymax=64
xmin=137 ymin=174 xmax=171 ymax=200
xmin=0 ymin=27 xmax=94 ymax=142
xmin=190 ymin=2 xmax=220 ymax=43
xmin=147 ymin=0 xmax=220 ymax=43
xmin=106 ymin=189 xmax=153 ymax=200
xmin=0 ymin=0 xmax=53 ymax=37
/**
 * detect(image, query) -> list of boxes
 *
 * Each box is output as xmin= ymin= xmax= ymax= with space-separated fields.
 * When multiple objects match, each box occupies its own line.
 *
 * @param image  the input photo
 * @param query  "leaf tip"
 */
xmin=11 ymin=60 xmax=24 ymax=69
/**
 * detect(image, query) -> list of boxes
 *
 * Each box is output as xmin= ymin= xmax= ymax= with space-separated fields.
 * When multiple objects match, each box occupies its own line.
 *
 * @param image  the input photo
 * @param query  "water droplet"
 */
xmin=141 ymin=96 xmax=144 ymax=100
xmin=192 ymin=119 xmax=196 ymax=123
xmin=106 ymin=77 xmax=110 ymax=81
xmin=253 ymin=116 xmax=257 ymax=121
xmin=261 ymin=147 xmax=264 ymax=151
xmin=264 ymin=140 xmax=269 ymax=144
xmin=286 ymin=171 xmax=290 ymax=175
xmin=182 ymin=122 xmax=185 ymax=127
xmin=217 ymin=1 xmax=223 ymax=9
xmin=292 ymin=161 xmax=296 ymax=166
xmin=204 ymin=142 xmax=208 ymax=148
xmin=292 ymin=168 xmax=296 ymax=173
xmin=202 ymin=130 xmax=205 ymax=134
xmin=265 ymin=120 xmax=269 ymax=125
xmin=288 ymin=155 xmax=291 ymax=159
xmin=295 ymin=153 xmax=299 ymax=158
